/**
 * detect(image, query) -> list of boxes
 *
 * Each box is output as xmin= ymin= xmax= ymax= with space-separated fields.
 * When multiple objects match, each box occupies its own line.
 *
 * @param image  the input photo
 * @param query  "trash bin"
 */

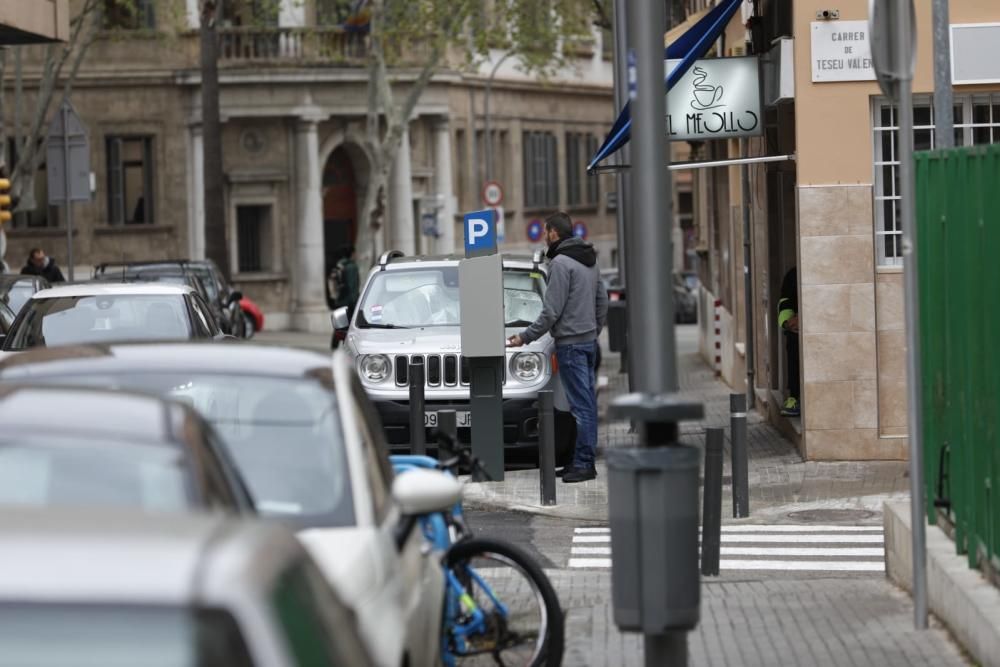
xmin=606 ymin=445 xmax=700 ymax=633
xmin=608 ymin=301 xmax=627 ymax=353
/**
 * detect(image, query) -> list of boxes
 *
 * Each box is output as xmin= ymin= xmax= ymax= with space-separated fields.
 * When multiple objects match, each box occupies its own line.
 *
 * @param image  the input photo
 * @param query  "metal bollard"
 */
xmin=436 ymin=409 xmax=457 ymax=460
xmin=409 ymin=358 xmax=426 ymax=456
xmin=730 ymin=393 xmax=749 ymax=518
xmin=537 ymin=390 xmax=557 ymax=506
xmin=701 ymin=428 xmax=724 ymax=576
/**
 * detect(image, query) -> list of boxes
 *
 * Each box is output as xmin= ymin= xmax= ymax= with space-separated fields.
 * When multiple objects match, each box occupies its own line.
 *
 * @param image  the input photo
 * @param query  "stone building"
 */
xmin=3 ymin=0 xmax=616 ymax=331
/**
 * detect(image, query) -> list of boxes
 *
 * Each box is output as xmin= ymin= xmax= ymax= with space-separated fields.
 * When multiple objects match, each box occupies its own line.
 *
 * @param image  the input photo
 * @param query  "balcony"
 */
xmin=217 ymin=26 xmax=368 ymax=66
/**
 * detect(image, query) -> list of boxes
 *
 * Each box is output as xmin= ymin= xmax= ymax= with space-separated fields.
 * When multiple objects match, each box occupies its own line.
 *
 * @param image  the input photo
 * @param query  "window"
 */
xmin=476 ymin=129 xmax=508 ymax=194
xmin=873 ymin=95 xmax=1000 ymax=266
xmin=522 ymin=131 xmax=558 ymax=209
xmin=107 ymin=136 xmax=154 ymax=225
xmin=103 ymin=0 xmax=155 ymax=30
xmin=566 ymin=133 xmax=599 ymax=208
xmin=6 ymin=138 xmax=58 ymax=229
xmin=316 ymin=0 xmax=355 ymax=25
xmin=236 ymin=204 xmax=272 ymax=273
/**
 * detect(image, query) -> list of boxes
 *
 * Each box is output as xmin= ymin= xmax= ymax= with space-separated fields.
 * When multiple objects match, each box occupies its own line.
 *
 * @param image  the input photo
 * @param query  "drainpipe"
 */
xmin=742 ymin=138 xmax=754 ymax=409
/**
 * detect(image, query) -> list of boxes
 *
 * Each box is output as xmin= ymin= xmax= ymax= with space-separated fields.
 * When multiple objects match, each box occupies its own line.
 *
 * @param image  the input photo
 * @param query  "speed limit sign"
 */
xmin=481 ymin=181 xmax=504 ymax=207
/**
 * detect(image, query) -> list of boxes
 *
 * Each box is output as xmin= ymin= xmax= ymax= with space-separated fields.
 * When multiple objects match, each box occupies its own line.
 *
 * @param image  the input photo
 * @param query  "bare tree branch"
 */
xmin=591 ymin=0 xmax=612 ymax=29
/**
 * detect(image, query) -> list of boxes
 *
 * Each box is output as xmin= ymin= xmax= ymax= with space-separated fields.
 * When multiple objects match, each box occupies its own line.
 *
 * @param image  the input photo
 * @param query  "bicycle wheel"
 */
xmin=445 ymin=537 xmax=564 ymax=667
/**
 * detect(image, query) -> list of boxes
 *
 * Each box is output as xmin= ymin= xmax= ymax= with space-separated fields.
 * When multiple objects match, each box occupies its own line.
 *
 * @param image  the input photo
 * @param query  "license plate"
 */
xmin=424 ymin=411 xmax=472 ymax=428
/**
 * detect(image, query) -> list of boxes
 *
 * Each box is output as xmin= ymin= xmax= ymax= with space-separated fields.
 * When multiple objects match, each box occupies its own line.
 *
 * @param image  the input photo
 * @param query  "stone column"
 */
xmin=432 ymin=118 xmax=457 ymax=254
xmin=293 ymin=117 xmax=329 ymax=332
xmin=189 ymin=123 xmax=205 ymax=260
xmin=389 ymin=123 xmax=415 ymax=254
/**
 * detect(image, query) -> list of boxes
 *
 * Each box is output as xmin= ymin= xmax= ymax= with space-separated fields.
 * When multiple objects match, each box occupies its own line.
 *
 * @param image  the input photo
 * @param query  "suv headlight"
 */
xmin=359 ymin=354 xmax=391 ymax=382
xmin=510 ymin=352 xmax=544 ymax=382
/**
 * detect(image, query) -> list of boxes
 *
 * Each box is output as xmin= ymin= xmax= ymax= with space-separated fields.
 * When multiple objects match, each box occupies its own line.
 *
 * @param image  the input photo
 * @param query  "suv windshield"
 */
xmin=356 ymin=267 xmax=545 ymax=328
xmin=5 ymin=295 xmax=193 ymax=350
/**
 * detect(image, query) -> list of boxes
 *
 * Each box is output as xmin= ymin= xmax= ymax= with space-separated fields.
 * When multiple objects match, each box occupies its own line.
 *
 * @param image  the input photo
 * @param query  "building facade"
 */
xmin=2 ymin=0 xmax=616 ymax=331
xmin=688 ymin=0 xmax=1000 ymax=459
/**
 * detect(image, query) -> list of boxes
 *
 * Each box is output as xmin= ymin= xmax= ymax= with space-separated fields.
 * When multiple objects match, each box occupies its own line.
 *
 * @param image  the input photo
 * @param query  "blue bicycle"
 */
xmin=393 ymin=441 xmax=564 ymax=667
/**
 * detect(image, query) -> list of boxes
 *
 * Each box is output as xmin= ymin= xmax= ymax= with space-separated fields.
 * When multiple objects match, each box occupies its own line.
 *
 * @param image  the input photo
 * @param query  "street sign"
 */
xmin=482 ymin=181 xmax=504 ymax=207
xmin=463 ymin=209 xmax=497 ymax=258
xmin=527 ymin=218 xmax=544 ymax=242
xmin=869 ymin=0 xmax=917 ymax=96
xmin=47 ymin=101 xmax=91 ymax=204
xmin=494 ymin=206 xmax=505 ymax=243
xmin=573 ymin=220 xmax=589 ymax=239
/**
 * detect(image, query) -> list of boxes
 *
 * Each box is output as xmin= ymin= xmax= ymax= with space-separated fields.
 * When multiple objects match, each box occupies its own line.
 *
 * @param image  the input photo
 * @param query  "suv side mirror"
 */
xmin=391 ymin=468 xmax=462 ymax=515
xmin=227 ymin=291 xmax=244 ymax=306
xmin=331 ymin=306 xmax=350 ymax=331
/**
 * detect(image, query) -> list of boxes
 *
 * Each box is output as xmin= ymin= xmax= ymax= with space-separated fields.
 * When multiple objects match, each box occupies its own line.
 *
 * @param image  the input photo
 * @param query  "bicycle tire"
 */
xmin=445 ymin=537 xmax=564 ymax=667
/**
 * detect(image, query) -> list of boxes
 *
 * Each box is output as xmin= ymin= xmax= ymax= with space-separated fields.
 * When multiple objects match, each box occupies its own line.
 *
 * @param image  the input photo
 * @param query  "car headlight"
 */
xmin=359 ymin=354 xmax=391 ymax=382
xmin=510 ymin=352 xmax=544 ymax=382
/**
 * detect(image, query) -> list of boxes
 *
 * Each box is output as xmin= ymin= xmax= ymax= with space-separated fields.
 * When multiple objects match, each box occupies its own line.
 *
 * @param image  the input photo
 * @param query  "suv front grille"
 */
xmin=394 ymin=354 xmax=505 ymax=388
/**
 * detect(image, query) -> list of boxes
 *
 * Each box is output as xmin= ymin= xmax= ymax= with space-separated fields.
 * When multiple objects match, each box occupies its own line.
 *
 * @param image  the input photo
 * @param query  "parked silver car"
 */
xmin=0 ymin=508 xmax=374 ymax=666
xmin=334 ymin=251 xmax=576 ymax=464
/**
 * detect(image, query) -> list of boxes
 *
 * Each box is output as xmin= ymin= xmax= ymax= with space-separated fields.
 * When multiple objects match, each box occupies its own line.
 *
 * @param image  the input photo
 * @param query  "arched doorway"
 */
xmin=322 ymin=147 xmax=358 ymax=308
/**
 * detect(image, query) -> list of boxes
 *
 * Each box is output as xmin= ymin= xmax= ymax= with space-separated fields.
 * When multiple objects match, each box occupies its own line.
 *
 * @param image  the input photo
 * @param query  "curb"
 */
xmin=884 ymin=501 xmax=1000 ymax=667
xmin=463 ymin=496 xmax=610 ymax=522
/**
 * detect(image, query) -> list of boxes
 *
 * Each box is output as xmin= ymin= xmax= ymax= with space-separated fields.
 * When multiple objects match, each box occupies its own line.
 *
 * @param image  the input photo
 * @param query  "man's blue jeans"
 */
xmin=555 ymin=342 xmax=598 ymax=470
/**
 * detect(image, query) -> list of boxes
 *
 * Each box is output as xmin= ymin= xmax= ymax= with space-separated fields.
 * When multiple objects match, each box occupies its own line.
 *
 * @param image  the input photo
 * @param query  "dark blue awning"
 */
xmin=587 ymin=0 xmax=744 ymax=171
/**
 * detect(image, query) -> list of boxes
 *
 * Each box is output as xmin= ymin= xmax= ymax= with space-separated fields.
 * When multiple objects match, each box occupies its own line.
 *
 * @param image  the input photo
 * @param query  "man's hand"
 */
xmin=786 ymin=315 xmax=800 ymax=334
xmin=506 ymin=334 xmax=524 ymax=348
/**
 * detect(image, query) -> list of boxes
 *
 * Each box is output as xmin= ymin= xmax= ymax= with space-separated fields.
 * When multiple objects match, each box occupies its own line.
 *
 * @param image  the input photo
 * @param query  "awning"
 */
xmin=587 ymin=0 xmax=743 ymax=171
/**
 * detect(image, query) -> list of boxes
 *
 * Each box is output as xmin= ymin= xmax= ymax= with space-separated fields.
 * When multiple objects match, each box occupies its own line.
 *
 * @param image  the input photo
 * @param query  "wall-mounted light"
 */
xmin=816 ymin=9 xmax=840 ymax=20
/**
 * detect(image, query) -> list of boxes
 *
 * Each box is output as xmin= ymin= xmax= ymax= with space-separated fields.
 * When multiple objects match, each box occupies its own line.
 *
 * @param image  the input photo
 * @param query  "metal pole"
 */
xmin=741 ymin=138 xmax=754 ymax=408
xmin=730 ymin=393 xmax=749 ymax=518
xmin=62 ymin=104 xmax=73 ymax=282
xmin=628 ymin=0 xmax=676 ymax=396
xmin=436 ymin=409 xmax=457 ymax=459
xmin=408 ymin=357 xmax=426 ymax=456
xmin=612 ymin=0 xmax=629 ymax=287
xmin=483 ymin=53 xmax=512 ymax=185
xmin=701 ymin=427 xmax=724 ymax=576
xmin=898 ymin=75 xmax=929 ymax=631
xmin=932 ymin=0 xmax=954 ymax=149
xmin=538 ymin=390 xmax=557 ymax=506
xmin=645 ymin=633 xmax=686 ymax=665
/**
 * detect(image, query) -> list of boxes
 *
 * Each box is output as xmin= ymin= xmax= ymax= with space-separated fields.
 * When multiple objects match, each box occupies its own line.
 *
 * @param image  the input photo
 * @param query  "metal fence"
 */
xmin=916 ymin=143 xmax=1000 ymax=573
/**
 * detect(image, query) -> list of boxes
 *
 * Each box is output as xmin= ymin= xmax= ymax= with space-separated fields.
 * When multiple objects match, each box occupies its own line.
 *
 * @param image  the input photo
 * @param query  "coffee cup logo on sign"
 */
xmin=690 ymin=67 xmax=725 ymax=111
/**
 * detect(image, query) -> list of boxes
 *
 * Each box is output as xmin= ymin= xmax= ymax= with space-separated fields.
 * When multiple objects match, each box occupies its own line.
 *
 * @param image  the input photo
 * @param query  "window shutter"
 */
xmin=107 ymin=137 xmax=124 ymax=225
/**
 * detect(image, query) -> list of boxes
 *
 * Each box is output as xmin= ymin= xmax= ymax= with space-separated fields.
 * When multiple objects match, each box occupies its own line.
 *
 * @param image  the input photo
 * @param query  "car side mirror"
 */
xmin=227 ymin=291 xmax=244 ymax=306
xmin=391 ymin=468 xmax=463 ymax=516
xmin=331 ymin=306 xmax=350 ymax=331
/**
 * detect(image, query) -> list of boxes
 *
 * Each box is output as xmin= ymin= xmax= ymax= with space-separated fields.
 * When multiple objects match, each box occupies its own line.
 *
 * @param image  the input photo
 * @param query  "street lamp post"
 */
xmin=483 ymin=52 xmax=513 ymax=185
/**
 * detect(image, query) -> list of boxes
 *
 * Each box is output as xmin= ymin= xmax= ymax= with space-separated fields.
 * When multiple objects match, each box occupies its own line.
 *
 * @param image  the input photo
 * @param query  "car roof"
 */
xmin=382 ymin=253 xmax=539 ymax=270
xmin=0 ymin=508 xmax=302 ymax=606
xmin=0 ymin=341 xmax=334 ymax=382
xmin=31 ymin=283 xmax=193 ymax=299
xmin=0 ymin=383 xmax=183 ymax=443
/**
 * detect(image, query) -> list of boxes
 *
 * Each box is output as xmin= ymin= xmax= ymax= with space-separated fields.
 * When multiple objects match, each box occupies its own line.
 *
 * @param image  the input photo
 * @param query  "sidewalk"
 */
xmin=463 ymin=330 xmax=911 ymax=524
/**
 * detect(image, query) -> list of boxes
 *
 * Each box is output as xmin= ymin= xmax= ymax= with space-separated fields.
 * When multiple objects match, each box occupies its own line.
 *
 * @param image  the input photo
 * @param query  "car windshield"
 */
xmin=29 ymin=372 xmax=355 ymax=529
xmin=187 ymin=267 xmax=220 ymax=302
xmin=356 ymin=267 xmax=545 ymax=328
xmin=0 ymin=604 xmax=254 ymax=666
xmin=5 ymin=294 xmax=194 ymax=350
xmin=0 ymin=438 xmax=192 ymax=511
xmin=5 ymin=283 xmax=35 ymax=313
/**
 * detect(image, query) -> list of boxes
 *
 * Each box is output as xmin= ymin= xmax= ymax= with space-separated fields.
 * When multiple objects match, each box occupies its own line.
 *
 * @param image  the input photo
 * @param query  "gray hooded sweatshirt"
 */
xmin=520 ymin=237 xmax=608 ymax=346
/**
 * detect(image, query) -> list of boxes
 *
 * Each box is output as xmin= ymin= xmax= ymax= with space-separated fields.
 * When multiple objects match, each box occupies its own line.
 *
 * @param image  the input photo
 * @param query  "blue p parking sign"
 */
xmin=463 ymin=209 xmax=497 ymax=258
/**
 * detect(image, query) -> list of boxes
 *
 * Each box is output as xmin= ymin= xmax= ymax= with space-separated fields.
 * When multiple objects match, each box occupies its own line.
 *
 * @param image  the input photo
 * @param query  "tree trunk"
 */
xmin=356 ymin=163 xmax=390 ymax=268
xmin=200 ymin=4 xmax=230 ymax=278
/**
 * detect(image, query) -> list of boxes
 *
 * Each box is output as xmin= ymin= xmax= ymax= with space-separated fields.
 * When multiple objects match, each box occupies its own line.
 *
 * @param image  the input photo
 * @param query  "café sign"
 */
xmin=665 ymin=56 xmax=763 ymax=141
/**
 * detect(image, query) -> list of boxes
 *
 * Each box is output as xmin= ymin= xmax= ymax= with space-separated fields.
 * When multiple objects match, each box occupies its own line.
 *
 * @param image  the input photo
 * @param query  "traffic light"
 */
xmin=0 ymin=179 xmax=10 ymax=225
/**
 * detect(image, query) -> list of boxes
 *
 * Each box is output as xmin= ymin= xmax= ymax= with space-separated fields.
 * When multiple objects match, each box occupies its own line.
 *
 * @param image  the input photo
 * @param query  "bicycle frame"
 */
xmin=391 ymin=454 xmax=508 ymax=666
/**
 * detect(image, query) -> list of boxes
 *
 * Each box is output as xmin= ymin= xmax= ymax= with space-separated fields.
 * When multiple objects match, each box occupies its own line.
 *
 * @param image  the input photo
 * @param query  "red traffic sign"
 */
xmin=481 ymin=181 xmax=504 ymax=207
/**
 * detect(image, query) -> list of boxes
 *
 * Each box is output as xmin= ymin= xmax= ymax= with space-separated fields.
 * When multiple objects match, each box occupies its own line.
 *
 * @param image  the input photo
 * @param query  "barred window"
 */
xmin=565 ymin=133 xmax=599 ymax=208
xmin=107 ymin=136 xmax=154 ymax=226
xmin=522 ymin=131 xmax=558 ymax=209
xmin=236 ymin=205 xmax=272 ymax=273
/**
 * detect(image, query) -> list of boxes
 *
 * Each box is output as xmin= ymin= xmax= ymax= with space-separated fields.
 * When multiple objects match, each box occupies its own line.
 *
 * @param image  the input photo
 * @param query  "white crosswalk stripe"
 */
xmin=569 ymin=524 xmax=886 ymax=573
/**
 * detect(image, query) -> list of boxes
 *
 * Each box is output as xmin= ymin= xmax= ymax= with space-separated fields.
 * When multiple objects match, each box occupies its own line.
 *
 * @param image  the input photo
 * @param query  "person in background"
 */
xmin=21 ymin=248 xmax=65 ymax=283
xmin=777 ymin=267 xmax=800 ymax=417
xmin=507 ymin=212 xmax=608 ymax=483
xmin=330 ymin=245 xmax=360 ymax=349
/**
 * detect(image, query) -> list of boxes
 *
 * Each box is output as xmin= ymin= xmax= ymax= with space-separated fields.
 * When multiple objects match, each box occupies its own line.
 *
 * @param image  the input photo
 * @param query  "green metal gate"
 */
xmin=916 ymin=143 xmax=1000 ymax=572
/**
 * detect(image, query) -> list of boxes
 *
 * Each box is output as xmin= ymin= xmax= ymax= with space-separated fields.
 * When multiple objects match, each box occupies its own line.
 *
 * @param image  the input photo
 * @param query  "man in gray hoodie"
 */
xmin=507 ymin=212 xmax=608 ymax=483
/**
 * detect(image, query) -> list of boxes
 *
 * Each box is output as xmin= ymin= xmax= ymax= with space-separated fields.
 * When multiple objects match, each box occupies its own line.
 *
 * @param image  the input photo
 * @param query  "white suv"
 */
xmin=335 ymin=251 xmax=576 ymax=465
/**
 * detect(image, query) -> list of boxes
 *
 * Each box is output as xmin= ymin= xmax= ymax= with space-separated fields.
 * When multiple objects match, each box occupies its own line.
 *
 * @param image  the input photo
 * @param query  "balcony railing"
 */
xmin=218 ymin=26 xmax=369 ymax=65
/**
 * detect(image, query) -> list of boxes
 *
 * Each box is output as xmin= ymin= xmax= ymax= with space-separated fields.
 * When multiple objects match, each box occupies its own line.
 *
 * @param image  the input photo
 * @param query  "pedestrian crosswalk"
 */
xmin=567 ymin=524 xmax=886 ymax=573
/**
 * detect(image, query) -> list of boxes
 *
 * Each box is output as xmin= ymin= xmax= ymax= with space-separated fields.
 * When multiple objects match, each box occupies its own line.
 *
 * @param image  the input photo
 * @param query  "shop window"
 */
xmin=103 ymin=0 xmax=156 ymax=30
xmin=873 ymin=95 xmax=1000 ymax=266
xmin=522 ymin=131 xmax=558 ymax=209
xmin=236 ymin=204 xmax=272 ymax=273
xmin=107 ymin=136 xmax=154 ymax=225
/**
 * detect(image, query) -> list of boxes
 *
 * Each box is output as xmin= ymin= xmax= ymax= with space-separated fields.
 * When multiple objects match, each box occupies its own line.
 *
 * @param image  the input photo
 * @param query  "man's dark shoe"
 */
xmin=555 ymin=466 xmax=571 ymax=478
xmin=562 ymin=467 xmax=597 ymax=483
